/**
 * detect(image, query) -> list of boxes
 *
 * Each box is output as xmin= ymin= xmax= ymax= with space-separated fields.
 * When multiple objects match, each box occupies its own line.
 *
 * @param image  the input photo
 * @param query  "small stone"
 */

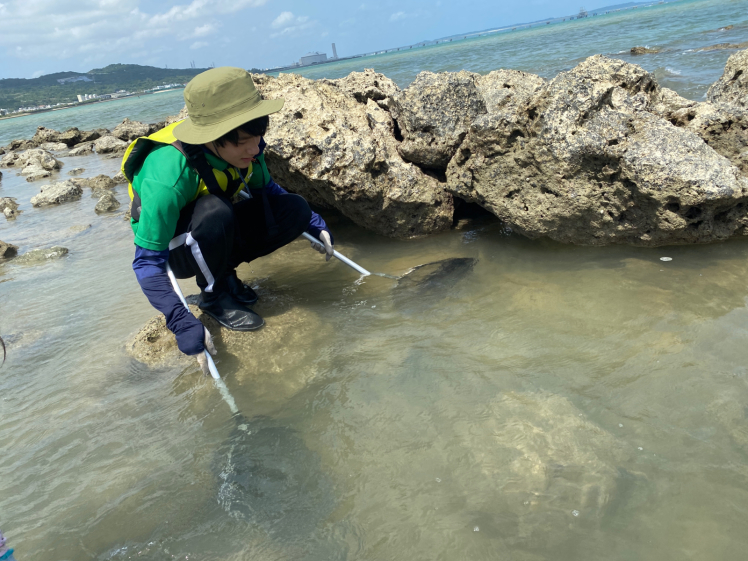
xmin=572 ymin=510 xmax=580 ymax=517
xmin=660 ymin=257 xmax=672 ymax=261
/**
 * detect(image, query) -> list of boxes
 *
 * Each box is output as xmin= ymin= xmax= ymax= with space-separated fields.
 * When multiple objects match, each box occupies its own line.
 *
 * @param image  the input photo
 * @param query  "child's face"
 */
xmin=211 ymin=130 xmax=262 ymax=168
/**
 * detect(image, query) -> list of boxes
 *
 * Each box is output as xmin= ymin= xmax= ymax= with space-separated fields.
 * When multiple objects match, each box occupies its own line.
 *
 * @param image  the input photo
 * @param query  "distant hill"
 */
xmin=0 ymin=64 xmax=209 ymax=110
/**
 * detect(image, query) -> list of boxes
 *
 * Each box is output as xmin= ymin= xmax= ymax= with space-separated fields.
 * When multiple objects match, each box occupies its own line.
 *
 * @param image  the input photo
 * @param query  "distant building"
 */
xmin=300 ymin=52 xmax=327 ymax=66
xmin=331 ymin=43 xmax=338 ymax=59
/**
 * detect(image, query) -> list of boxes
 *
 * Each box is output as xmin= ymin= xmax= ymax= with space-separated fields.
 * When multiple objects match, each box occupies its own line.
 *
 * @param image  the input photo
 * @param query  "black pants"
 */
xmin=168 ymin=193 xmax=312 ymax=291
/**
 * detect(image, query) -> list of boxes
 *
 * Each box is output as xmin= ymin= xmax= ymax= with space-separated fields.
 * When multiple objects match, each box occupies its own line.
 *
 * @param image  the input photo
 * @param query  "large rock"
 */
xmin=72 ymin=174 xmax=116 ymax=191
xmin=112 ymin=118 xmax=151 ymax=141
xmin=390 ymin=70 xmax=487 ymax=169
xmin=127 ymin=285 xmax=327 ymax=407
xmin=68 ymin=143 xmax=94 ymax=157
xmin=446 ymin=55 xmax=748 ymax=246
xmin=0 ymin=197 xmax=21 ymax=220
xmin=652 ymin=88 xmax=748 ymax=175
xmin=254 ymin=72 xmax=454 ymax=238
xmin=14 ymin=149 xmax=62 ymax=172
xmin=112 ymin=171 xmax=127 ymax=184
xmin=13 ymin=246 xmax=68 ymax=264
xmin=707 ymin=48 xmax=748 ymax=108
xmin=94 ymin=135 xmax=128 ymax=154
xmin=30 ymin=180 xmax=82 ymax=207
xmin=164 ymin=106 xmax=188 ymax=125
xmin=4 ymin=139 xmax=35 ymax=152
xmin=0 ymin=240 xmax=18 ymax=259
xmin=24 ymin=167 xmax=52 ymax=182
xmin=0 ymin=151 xmax=19 ymax=168
xmin=322 ymin=67 xmax=399 ymax=104
xmin=38 ymin=142 xmax=68 ymax=152
xmin=94 ymin=191 xmax=120 ymax=213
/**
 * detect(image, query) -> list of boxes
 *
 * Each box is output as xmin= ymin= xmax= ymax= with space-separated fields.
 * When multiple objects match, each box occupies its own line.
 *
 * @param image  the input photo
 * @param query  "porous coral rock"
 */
xmin=446 ymin=55 xmax=748 ymax=246
xmin=112 ymin=118 xmax=151 ymax=141
xmin=254 ymin=72 xmax=453 ymax=238
xmin=94 ymin=191 xmax=120 ymax=213
xmin=707 ymin=48 xmax=748 ymax=108
xmin=94 ymin=135 xmax=128 ymax=154
xmin=30 ymin=180 xmax=82 ymax=207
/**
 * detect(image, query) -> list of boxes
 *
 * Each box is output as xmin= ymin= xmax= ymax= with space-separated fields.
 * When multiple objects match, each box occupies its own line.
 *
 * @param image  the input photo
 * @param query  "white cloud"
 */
xmin=269 ymin=11 xmax=317 ymax=39
xmin=339 ymin=18 xmax=356 ymax=28
xmin=190 ymin=41 xmax=208 ymax=50
xmin=193 ymin=23 xmax=217 ymax=37
xmin=31 ymin=69 xmax=45 ymax=78
xmin=390 ymin=11 xmax=407 ymax=21
xmin=0 ymin=0 xmax=266 ymax=70
xmin=271 ymin=11 xmax=295 ymax=29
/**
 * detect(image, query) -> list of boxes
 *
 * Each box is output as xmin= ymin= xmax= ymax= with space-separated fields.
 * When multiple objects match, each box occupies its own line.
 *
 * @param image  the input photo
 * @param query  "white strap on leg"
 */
xmin=168 ymin=232 xmax=217 ymax=292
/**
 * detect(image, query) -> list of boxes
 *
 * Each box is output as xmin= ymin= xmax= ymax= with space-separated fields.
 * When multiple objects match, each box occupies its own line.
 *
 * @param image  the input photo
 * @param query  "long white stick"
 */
xmin=301 ymin=232 xmax=371 ymax=276
xmin=165 ymin=263 xmax=239 ymax=415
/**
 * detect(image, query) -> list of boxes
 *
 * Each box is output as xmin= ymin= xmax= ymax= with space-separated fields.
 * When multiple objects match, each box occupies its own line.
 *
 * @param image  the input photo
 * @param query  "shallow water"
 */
xmin=2 ymin=0 xmax=748 ymax=558
xmin=2 ymin=149 xmax=748 ymax=559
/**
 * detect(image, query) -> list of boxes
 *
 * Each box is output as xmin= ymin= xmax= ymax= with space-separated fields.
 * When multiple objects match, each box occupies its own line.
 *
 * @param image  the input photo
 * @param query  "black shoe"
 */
xmin=198 ymin=290 xmax=264 ymax=331
xmin=225 ymin=272 xmax=258 ymax=305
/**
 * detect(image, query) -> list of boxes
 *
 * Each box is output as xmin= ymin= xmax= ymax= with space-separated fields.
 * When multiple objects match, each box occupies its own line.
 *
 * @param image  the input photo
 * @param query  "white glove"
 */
xmin=310 ymin=230 xmax=334 ymax=262
xmin=195 ymin=327 xmax=218 ymax=376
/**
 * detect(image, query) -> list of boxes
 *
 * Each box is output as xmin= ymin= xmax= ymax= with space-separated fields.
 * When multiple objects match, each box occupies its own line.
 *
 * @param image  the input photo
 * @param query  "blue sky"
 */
xmin=0 ymin=0 xmax=635 ymax=78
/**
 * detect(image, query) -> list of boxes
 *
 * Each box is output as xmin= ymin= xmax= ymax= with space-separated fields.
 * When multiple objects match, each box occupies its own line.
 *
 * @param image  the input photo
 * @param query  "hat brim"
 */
xmin=172 ymin=98 xmax=285 ymax=144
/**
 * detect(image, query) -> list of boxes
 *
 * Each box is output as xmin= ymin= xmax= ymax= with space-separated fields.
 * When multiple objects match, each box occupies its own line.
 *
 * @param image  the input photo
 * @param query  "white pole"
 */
xmin=165 ymin=263 xmax=239 ymax=415
xmin=301 ymin=232 xmax=371 ymax=276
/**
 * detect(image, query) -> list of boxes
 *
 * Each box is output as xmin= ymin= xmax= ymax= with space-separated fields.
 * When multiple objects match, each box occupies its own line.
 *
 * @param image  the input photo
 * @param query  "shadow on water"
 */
xmin=214 ymin=415 xmax=336 ymax=540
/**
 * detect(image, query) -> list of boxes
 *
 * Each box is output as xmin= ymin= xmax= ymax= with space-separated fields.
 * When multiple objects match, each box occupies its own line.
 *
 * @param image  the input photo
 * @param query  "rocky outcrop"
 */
xmin=652 ymin=88 xmax=748 ymax=175
xmin=255 ymin=72 xmax=454 ymax=237
xmin=112 ymin=171 xmax=127 ymax=184
xmin=30 ymin=180 xmax=82 ymax=207
xmin=0 ymin=240 xmax=18 ymax=259
xmin=630 ymin=46 xmax=659 ymax=55
xmin=128 ymin=283 xmax=327 ymax=406
xmin=164 ymin=106 xmax=189 ymax=125
xmin=707 ymin=48 xmax=748 ymax=108
xmin=94 ymin=135 xmax=128 ymax=154
xmin=94 ymin=191 xmax=120 ymax=213
xmin=38 ymin=142 xmax=68 ymax=152
xmin=68 ymin=143 xmax=94 ymax=157
xmin=4 ymin=139 xmax=35 ymax=152
xmin=12 ymin=246 xmax=68 ymax=264
xmin=68 ymin=167 xmax=85 ymax=175
xmin=31 ymin=126 xmax=105 ymax=148
xmin=72 ymin=174 xmax=116 ymax=191
xmin=390 ymin=70 xmax=487 ymax=169
xmin=0 ymin=198 xmax=21 ymax=220
xmin=446 ymin=56 xmax=748 ymax=246
xmin=112 ymin=118 xmax=151 ymax=141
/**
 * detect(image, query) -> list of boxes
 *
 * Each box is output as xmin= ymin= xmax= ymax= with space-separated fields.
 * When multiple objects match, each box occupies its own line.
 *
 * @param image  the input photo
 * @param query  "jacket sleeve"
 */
xmin=133 ymin=245 xmax=205 ymax=355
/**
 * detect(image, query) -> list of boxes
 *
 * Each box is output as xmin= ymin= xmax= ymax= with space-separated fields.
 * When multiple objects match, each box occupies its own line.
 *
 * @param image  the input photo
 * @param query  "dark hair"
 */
xmin=214 ymin=115 xmax=269 ymax=147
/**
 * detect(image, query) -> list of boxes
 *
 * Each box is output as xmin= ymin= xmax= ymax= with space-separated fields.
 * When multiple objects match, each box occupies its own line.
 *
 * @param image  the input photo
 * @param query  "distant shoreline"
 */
xmin=0 ymin=88 xmax=183 ymax=122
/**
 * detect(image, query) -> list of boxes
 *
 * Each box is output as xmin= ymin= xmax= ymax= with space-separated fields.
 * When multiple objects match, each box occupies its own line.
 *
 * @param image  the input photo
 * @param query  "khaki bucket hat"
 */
xmin=173 ymin=67 xmax=284 ymax=144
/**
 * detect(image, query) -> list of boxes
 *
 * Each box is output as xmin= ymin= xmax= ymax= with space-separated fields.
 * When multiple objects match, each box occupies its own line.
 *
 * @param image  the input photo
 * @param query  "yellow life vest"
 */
xmin=121 ymin=121 xmax=253 ymax=207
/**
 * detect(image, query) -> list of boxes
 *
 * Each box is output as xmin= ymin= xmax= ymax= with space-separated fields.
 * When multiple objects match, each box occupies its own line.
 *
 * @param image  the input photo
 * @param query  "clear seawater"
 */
xmin=2 ymin=1 xmax=748 ymax=559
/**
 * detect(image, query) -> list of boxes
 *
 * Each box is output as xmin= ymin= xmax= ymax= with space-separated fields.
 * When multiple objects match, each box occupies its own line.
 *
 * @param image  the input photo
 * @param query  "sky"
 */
xmin=0 ymin=0 xmax=635 ymax=79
